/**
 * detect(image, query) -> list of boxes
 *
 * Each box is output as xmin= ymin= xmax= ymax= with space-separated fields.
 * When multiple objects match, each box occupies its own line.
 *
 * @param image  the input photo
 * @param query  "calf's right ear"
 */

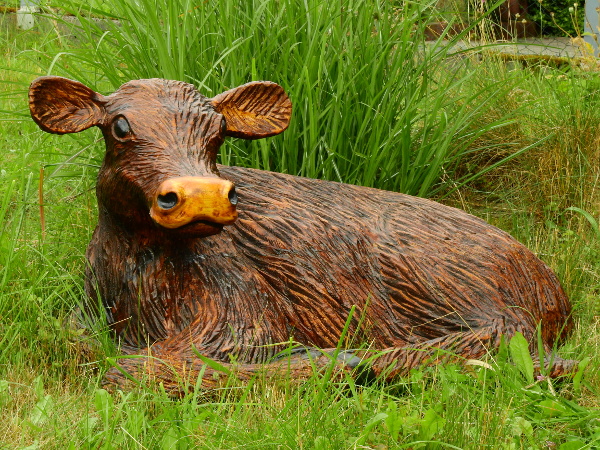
xmin=29 ymin=76 xmax=107 ymax=134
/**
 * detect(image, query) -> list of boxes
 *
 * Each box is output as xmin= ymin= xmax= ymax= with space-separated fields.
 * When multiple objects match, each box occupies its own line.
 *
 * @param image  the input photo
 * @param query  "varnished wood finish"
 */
xmin=29 ymin=76 xmax=574 ymax=391
xmin=212 ymin=81 xmax=292 ymax=139
xmin=29 ymin=77 xmax=107 ymax=134
xmin=150 ymin=176 xmax=237 ymax=229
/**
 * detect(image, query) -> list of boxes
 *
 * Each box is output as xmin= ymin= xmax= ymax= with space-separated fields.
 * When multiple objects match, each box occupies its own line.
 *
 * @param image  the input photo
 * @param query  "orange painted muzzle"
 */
xmin=150 ymin=177 xmax=238 ymax=229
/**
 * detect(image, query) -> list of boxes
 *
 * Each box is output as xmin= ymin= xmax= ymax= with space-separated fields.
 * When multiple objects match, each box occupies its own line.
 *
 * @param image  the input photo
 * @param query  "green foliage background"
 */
xmin=529 ymin=0 xmax=585 ymax=36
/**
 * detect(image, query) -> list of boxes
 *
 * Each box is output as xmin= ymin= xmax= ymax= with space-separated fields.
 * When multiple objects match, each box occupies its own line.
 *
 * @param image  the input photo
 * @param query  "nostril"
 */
xmin=228 ymin=187 xmax=238 ymax=206
xmin=157 ymin=192 xmax=178 ymax=210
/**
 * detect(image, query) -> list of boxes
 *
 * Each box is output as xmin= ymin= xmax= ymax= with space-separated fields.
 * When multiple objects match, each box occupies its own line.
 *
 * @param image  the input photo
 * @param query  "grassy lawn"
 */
xmin=2 ymin=2 xmax=600 ymax=448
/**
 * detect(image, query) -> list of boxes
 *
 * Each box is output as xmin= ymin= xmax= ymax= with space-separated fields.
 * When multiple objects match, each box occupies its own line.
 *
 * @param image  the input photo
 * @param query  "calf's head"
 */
xmin=29 ymin=76 xmax=291 ymax=237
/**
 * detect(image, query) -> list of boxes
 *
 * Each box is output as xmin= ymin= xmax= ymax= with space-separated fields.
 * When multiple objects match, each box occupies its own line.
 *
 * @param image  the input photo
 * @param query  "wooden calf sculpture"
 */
xmin=29 ymin=76 xmax=574 ymax=389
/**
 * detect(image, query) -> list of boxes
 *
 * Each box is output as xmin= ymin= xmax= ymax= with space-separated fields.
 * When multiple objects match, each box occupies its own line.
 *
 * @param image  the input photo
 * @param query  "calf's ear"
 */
xmin=211 ymin=81 xmax=292 ymax=139
xmin=29 ymin=76 xmax=107 ymax=134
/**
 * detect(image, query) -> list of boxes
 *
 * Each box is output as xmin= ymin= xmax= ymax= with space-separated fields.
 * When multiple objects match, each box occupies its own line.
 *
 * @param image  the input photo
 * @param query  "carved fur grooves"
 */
xmin=28 ymin=76 xmax=574 ymax=392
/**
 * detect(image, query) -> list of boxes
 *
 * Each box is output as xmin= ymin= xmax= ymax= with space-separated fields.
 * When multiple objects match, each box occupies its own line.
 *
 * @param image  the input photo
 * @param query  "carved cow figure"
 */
xmin=29 ymin=76 xmax=574 ymax=389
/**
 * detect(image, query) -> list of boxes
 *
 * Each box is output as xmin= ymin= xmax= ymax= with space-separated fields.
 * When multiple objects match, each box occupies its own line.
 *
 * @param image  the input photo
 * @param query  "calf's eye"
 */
xmin=220 ymin=117 xmax=227 ymax=134
xmin=112 ymin=116 xmax=131 ymax=140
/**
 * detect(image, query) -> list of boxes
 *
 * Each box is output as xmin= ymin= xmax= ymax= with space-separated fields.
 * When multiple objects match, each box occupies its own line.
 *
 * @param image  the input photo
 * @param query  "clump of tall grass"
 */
xmin=30 ymin=0 xmax=521 ymax=197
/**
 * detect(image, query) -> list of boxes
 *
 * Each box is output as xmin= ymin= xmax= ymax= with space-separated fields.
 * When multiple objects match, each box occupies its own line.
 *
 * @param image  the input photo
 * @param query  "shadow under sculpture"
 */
xmin=29 ymin=76 xmax=575 ymax=391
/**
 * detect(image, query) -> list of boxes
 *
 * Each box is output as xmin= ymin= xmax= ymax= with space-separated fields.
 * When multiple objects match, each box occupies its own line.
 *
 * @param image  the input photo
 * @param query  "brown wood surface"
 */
xmin=29 ymin=76 xmax=574 ymax=391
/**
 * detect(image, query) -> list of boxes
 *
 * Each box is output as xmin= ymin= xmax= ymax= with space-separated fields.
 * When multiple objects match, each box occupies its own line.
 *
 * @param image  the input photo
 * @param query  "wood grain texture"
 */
xmin=149 ymin=177 xmax=237 ymax=228
xmin=29 ymin=77 xmax=107 ymax=134
xmin=29 ymin=77 xmax=574 ymax=391
xmin=211 ymin=81 xmax=292 ymax=139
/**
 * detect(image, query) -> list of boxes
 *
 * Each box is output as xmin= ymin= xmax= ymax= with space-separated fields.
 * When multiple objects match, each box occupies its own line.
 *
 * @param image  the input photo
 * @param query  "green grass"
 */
xmin=21 ymin=0 xmax=526 ymax=197
xmin=2 ymin=3 xmax=600 ymax=449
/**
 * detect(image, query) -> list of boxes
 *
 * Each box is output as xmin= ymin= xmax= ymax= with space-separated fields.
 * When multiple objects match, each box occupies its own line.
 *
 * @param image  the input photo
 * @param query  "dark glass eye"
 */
xmin=112 ymin=117 xmax=131 ymax=140
xmin=220 ymin=117 xmax=227 ymax=134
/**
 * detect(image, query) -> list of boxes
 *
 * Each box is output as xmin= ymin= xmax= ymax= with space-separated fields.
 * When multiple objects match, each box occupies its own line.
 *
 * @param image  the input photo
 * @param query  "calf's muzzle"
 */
xmin=150 ymin=177 xmax=238 ymax=230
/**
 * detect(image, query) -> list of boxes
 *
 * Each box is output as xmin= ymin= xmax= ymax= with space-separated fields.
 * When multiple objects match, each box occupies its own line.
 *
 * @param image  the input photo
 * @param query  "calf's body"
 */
xmin=29 ymin=76 xmax=573 ymax=389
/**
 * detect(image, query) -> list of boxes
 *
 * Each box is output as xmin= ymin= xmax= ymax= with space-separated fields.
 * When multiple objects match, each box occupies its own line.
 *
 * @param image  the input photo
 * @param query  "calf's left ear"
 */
xmin=29 ymin=76 xmax=107 ymax=134
xmin=211 ymin=81 xmax=292 ymax=139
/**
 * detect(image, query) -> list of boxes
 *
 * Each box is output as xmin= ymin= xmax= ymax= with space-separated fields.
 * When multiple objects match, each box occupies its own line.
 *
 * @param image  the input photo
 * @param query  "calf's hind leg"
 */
xmin=368 ymin=327 xmax=576 ymax=379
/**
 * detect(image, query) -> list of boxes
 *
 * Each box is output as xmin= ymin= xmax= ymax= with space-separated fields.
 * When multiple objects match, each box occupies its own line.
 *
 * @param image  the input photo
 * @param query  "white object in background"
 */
xmin=584 ymin=0 xmax=600 ymax=54
xmin=17 ymin=0 xmax=40 ymax=31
